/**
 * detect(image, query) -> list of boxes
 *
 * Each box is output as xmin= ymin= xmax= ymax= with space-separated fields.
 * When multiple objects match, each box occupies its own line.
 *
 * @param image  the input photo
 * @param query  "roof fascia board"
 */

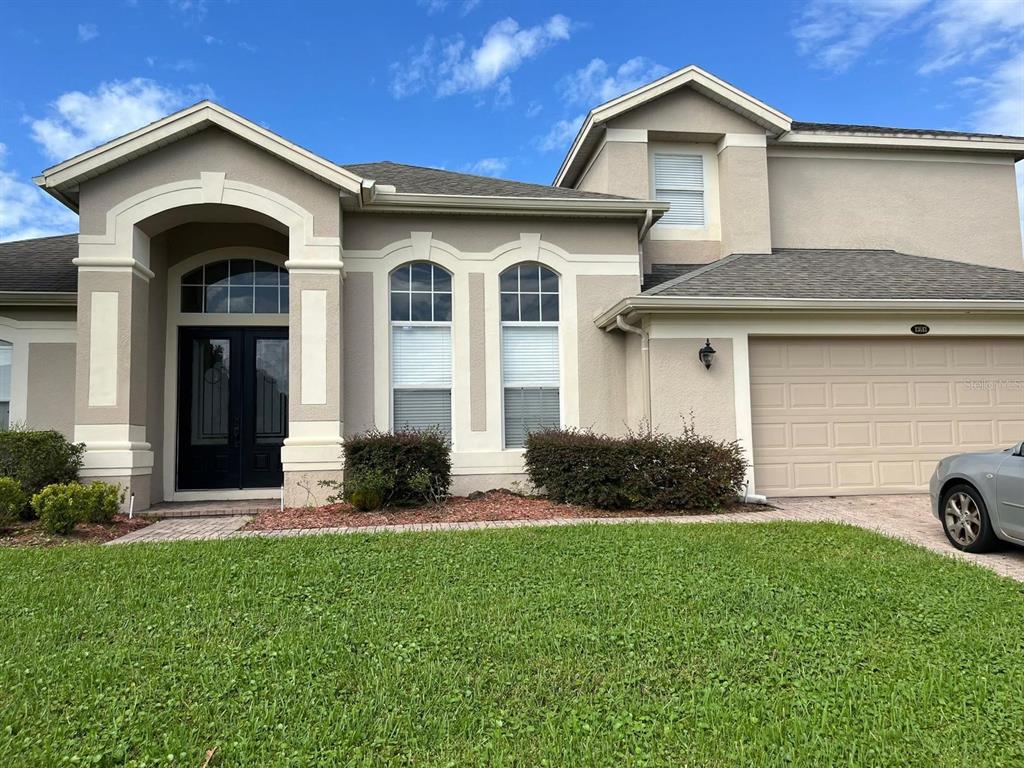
xmin=774 ymin=131 xmax=1024 ymax=157
xmin=554 ymin=65 xmax=792 ymax=187
xmin=362 ymin=191 xmax=670 ymax=219
xmin=36 ymin=101 xmax=366 ymax=195
xmin=0 ymin=291 xmax=78 ymax=306
xmin=595 ymin=295 xmax=1024 ymax=328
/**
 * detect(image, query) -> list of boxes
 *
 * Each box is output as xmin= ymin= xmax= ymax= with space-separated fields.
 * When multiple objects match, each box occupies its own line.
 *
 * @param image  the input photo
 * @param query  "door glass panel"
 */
xmin=255 ymin=339 xmax=288 ymax=445
xmin=191 ymin=339 xmax=230 ymax=446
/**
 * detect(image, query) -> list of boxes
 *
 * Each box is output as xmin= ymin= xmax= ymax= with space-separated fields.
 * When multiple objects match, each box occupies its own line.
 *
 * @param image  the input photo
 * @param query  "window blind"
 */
xmin=501 ymin=326 xmax=559 ymax=387
xmin=654 ymin=153 xmax=705 ymax=226
xmin=503 ymin=387 xmax=559 ymax=448
xmin=392 ymin=325 xmax=452 ymax=438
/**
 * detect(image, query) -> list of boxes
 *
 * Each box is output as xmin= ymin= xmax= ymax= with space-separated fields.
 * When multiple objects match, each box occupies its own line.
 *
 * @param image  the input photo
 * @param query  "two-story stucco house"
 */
xmin=1 ymin=65 xmax=1022 ymax=511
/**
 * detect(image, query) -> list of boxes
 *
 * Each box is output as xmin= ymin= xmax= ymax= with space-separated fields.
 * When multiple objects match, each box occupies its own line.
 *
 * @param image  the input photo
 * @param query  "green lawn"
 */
xmin=1 ymin=523 xmax=1022 ymax=767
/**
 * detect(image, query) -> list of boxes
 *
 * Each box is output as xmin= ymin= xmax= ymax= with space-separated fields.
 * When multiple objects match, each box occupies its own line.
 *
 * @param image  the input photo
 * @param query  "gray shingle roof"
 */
xmin=643 ymin=249 xmax=1024 ymax=300
xmin=342 ymin=161 xmax=632 ymax=200
xmin=0 ymin=234 xmax=78 ymax=293
xmin=642 ymin=263 xmax=708 ymax=291
xmin=790 ymin=121 xmax=1024 ymax=141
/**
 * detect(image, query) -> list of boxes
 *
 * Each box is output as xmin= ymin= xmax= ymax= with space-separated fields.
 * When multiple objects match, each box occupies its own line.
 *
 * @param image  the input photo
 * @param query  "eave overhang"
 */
xmin=0 ymin=291 xmax=78 ymax=306
xmin=352 ymin=191 xmax=670 ymax=220
xmin=595 ymin=296 xmax=1024 ymax=330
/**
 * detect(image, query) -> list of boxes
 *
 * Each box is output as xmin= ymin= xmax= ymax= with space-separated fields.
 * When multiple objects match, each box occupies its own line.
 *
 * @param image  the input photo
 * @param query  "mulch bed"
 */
xmin=0 ymin=515 xmax=155 ymax=549
xmin=247 ymin=489 xmax=764 ymax=531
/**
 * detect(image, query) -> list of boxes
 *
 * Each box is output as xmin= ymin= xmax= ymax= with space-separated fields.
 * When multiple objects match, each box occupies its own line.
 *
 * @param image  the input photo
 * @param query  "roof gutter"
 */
xmin=594 ymin=295 xmax=1024 ymax=329
xmin=362 ymin=191 xmax=669 ymax=220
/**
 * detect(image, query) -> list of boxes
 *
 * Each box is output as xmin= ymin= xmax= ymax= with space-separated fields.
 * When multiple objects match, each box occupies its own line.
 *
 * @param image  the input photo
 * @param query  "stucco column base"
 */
xmin=281 ymin=420 xmax=343 ymax=507
xmin=282 ymin=469 xmax=343 ymax=509
xmin=75 ymin=424 xmax=155 ymax=511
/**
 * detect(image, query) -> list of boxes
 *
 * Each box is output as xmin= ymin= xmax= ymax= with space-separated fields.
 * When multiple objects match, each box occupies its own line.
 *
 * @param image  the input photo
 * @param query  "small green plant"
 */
xmin=32 ymin=483 xmax=86 ymax=535
xmin=0 ymin=429 xmax=85 ymax=518
xmin=0 ymin=477 xmax=27 ymax=528
xmin=322 ymin=428 xmax=452 ymax=509
xmin=80 ymin=482 xmax=125 ymax=523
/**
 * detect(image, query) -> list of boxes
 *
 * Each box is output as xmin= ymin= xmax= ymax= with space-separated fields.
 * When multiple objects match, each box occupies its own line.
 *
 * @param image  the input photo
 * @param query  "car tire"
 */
xmin=940 ymin=483 xmax=997 ymax=553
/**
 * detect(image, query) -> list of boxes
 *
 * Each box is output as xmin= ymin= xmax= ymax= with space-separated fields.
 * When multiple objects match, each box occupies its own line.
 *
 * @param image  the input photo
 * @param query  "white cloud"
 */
xmin=525 ymin=100 xmax=543 ymax=118
xmin=538 ymin=114 xmax=584 ymax=153
xmin=794 ymin=0 xmax=1024 ymax=74
xmin=463 ymin=157 xmax=509 ymax=176
xmin=168 ymin=0 xmax=207 ymax=21
xmin=77 ymin=23 xmax=98 ymax=43
xmin=967 ymin=51 xmax=1024 ymax=136
xmin=559 ymin=56 xmax=669 ymax=106
xmin=920 ymin=0 xmax=1024 ymax=73
xmin=793 ymin=0 xmax=928 ymax=72
xmin=417 ymin=0 xmax=480 ymax=15
xmin=0 ymin=143 xmax=78 ymax=242
xmin=203 ymin=34 xmax=222 ymax=45
xmin=390 ymin=15 xmax=572 ymax=100
xmin=29 ymin=78 xmax=213 ymax=161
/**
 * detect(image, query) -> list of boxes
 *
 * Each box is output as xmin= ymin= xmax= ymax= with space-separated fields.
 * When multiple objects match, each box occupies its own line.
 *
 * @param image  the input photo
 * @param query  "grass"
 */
xmin=1 ymin=522 xmax=1022 ymax=767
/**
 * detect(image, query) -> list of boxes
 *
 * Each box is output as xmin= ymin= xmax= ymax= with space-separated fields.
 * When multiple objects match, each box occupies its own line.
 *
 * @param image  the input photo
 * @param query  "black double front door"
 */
xmin=177 ymin=327 xmax=289 ymax=490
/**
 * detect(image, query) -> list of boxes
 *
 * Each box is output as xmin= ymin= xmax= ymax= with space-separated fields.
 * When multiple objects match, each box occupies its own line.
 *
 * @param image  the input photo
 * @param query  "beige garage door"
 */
xmin=750 ymin=337 xmax=1024 ymax=496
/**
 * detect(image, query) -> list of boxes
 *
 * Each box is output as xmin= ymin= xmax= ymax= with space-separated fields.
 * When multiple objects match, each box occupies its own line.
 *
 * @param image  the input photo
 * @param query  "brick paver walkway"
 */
xmin=107 ymin=495 xmax=1024 ymax=581
xmin=109 ymin=515 xmax=253 ymax=544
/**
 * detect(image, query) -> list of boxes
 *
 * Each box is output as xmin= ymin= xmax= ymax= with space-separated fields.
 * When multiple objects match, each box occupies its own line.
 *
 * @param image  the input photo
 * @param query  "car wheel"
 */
xmin=941 ymin=484 xmax=997 ymax=553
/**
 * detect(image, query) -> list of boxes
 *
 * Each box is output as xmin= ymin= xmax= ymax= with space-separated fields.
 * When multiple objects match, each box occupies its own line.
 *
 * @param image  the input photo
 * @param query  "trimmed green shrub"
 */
xmin=0 ymin=429 xmax=84 ymax=516
xmin=80 ymin=482 xmax=125 ymax=523
xmin=524 ymin=426 xmax=748 ymax=511
xmin=325 ymin=429 xmax=452 ymax=508
xmin=32 ymin=483 xmax=87 ymax=535
xmin=0 ymin=477 xmax=27 ymax=528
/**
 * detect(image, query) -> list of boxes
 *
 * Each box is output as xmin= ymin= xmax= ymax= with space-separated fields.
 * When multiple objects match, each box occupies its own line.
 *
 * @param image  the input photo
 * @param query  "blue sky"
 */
xmin=1 ymin=0 xmax=1022 ymax=241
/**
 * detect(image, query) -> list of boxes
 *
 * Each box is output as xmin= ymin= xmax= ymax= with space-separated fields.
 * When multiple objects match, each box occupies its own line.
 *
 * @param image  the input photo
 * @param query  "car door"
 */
xmin=996 ymin=443 xmax=1024 ymax=543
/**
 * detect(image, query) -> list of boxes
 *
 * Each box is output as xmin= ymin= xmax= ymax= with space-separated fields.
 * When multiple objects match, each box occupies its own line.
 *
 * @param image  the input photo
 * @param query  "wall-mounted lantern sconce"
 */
xmin=698 ymin=338 xmax=716 ymax=370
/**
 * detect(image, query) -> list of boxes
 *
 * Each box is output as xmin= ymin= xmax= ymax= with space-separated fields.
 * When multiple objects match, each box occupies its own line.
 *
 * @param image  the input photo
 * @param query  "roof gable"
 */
xmin=35 ymin=101 xmax=366 ymax=209
xmin=555 ymin=65 xmax=791 ymax=186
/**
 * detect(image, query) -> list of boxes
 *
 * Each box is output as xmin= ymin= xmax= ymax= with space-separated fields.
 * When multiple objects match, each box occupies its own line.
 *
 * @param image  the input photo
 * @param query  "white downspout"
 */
xmin=614 ymin=315 xmax=651 ymax=430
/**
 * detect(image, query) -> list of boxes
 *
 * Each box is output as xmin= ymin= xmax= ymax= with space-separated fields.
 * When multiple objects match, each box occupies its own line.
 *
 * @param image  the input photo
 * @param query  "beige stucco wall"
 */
xmin=468 ymin=272 xmax=487 ymax=432
xmin=609 ymin=87 xmax=765 ymax=135
xmin=342 ymin=271 xmax=375 ymax=437
xmin=77 ymin=127 xmax=341 ymax=238
xmin=578 ymin=141 xmax=650 ymax=201
xmin=145 ymin=236 xmax=168 ymax=500
xmin=26 ymin=342 xmax=76 ymax=438
xmin=719 ymin=145 xmax=771 ymax=255
xmin=344 ymin=214 xmax=639 ymax=255
xmin=767 ymin=152 xmax=1024 ymax=270
xmin=649 ymin=337 xmax=737 ymax=443
xmin=575 ymin=275 xmax=634 ymax=435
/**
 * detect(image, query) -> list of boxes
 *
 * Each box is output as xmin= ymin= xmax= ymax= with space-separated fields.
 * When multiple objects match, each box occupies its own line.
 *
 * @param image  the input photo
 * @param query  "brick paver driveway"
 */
xmin=109 ymin=494 xmax=1024 ymax=582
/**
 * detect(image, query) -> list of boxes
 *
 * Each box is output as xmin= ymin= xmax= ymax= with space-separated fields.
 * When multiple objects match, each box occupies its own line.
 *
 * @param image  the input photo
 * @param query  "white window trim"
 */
xmin=389 ymin=266 xmax=455 ymax=441
xmin=648 ymin=141 xmax=722 ymax=242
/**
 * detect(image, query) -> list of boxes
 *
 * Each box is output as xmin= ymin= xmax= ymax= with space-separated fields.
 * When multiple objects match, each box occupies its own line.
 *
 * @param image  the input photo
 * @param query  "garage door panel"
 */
xmin=751 ymin=337 xmax=1024 ymax=496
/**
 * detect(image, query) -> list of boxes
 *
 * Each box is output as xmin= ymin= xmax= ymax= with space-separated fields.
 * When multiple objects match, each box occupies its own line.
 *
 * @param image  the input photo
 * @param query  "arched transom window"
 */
xmin=500 ymin=263 xmax=560 ymax=448
xmin=390 ymin=262 xmax=453 ymax=439
xmin=181 ymin=259 xmax=288 ymax=314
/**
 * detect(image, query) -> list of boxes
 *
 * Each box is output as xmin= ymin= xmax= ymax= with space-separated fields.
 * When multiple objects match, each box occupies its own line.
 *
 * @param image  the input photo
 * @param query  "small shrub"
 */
xmin=80 ymin=482 xmax=125 ymax=523
xmin=524 ymin=426 xmax=747 ymax=511
xmin=323 ymin=429 xmax=452 ymax=508
xmin=0 ymin=429 xmax=84 ymax=517
xmin=0 ymin=477 xmax=27 ymax=528
xmin=32 ymin=483 xmax=86 ymax=535
xmin=344 ymin=467 xmax=394 ymax=512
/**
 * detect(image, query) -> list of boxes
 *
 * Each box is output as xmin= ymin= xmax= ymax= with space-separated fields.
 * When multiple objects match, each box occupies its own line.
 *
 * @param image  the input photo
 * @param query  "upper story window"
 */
xmin=390 ymin=262 xmax=453 ymax=439
xmin=500 ymin=263 xmax=560 ymax=448
xmin=181 ymin=259 xmax=288 ymax=314
xmin=0 ymin=340 xmax=10 ymax=430
xmin=653 ymin=153 xmax=705 ymax=227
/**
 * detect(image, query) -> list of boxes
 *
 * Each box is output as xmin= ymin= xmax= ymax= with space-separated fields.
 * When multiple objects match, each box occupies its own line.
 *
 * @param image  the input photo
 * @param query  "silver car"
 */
xmin=930 ymin=441 xmax=1024 ymax=553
